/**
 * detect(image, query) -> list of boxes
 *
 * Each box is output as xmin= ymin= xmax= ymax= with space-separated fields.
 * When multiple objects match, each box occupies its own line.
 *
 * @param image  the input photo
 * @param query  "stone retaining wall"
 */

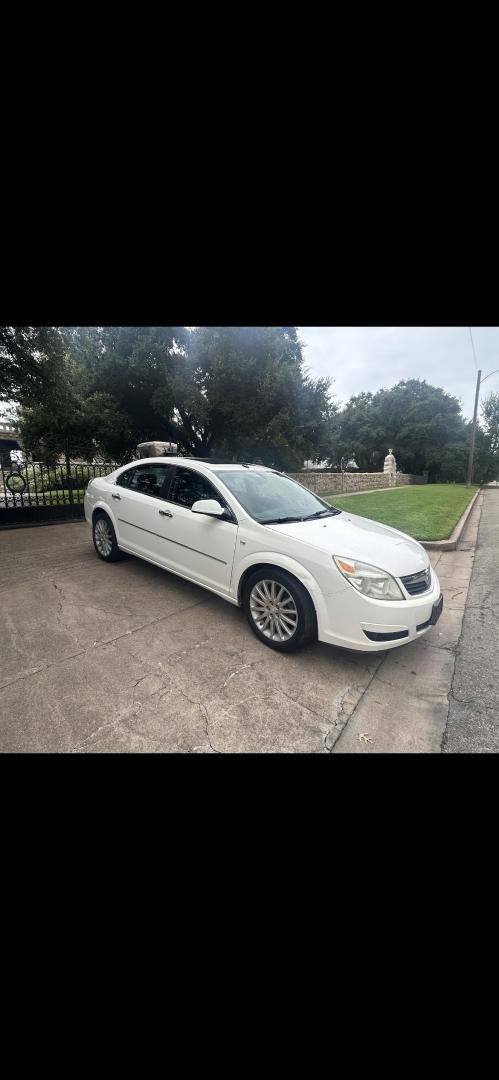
xmin=287 ymin=471 xmax=427 ymax=494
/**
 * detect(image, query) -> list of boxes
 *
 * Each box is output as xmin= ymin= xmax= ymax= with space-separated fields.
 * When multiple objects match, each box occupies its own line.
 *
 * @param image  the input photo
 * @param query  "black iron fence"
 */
xmin=0 ymin=460 xmax=119 ymax=526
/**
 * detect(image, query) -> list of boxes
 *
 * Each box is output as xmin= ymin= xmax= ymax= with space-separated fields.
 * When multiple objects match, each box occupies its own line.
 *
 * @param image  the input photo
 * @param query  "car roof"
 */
xmin=115 ymin=457 xmax=274 ymax=475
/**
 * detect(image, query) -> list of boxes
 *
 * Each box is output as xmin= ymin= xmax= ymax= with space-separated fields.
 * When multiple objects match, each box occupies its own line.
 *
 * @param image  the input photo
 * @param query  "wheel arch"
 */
xmin=236 ymin=558 xmax=319 ymax=619
xmin=91 ymin=501 xmax=117 ymax=529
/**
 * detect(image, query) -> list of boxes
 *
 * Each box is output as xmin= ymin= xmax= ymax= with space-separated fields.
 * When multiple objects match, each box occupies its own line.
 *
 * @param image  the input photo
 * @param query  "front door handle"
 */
xmin=159 ymin=509 xmax=173 ymax=517
xmin=112 ymin=493 xmax=121 ymax=500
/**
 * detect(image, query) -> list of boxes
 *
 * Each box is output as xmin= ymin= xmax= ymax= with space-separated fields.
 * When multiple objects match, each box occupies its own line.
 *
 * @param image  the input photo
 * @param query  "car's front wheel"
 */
xmin=92 ymin=512 xmax=122 ymax=562
xmin=243 ymin=568 xmax=317 ymax=652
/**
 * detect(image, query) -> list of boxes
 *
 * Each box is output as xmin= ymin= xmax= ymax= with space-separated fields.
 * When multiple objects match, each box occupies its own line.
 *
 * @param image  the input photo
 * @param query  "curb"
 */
xmin=420 ymin=489 xmax=481 ymax=552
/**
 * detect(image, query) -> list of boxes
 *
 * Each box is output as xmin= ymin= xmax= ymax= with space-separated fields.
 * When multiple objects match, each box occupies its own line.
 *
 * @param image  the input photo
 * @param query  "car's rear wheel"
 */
xmin=243 ymin=568 xmax=317 ymax=652
xmin=92 ymin=512 xmax=122 ymax=562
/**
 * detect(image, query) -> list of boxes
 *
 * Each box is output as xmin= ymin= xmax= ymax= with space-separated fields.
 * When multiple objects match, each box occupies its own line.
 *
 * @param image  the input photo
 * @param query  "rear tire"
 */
xmin=242 ymin=568 xmax=317 ymax=652
xmin=92 ymin=512 xmax=122 ymax=562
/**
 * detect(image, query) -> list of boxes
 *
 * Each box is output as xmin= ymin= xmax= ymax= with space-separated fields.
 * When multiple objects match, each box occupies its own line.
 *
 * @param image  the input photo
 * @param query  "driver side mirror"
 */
xmin=191 ymin=499 xmax=226 ymax=518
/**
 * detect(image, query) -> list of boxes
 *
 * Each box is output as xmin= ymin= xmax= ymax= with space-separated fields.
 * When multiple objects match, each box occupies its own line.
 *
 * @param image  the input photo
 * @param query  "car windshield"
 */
xmin=217 ymin=470 xmax=340 ymax=524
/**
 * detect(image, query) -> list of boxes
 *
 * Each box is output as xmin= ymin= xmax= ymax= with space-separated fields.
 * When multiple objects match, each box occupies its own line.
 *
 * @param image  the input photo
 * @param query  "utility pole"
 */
xmin=466 ymin=369 xmax=481 ymax=487
xmin=466 ymin=366 xmax=499 ymax=486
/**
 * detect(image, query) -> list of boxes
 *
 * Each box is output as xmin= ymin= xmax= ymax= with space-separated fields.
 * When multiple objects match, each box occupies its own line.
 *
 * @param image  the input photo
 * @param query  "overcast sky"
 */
xmin=297 ymin=327 xmax=499 ymax=421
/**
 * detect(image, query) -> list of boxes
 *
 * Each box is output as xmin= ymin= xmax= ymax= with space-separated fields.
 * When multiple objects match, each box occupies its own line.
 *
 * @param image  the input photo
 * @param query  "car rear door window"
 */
xmin=118 ymin=463 xmax=175 ymax=498
xmin=117 ymin=467 xmax=136 ymax=489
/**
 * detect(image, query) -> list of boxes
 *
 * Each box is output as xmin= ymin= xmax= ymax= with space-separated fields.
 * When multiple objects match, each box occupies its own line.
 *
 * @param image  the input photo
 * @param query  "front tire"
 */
xmin=92 ymin=512 xmax=122 ymax=562
xmin=243 ymin=568 xmax=317 ymax=652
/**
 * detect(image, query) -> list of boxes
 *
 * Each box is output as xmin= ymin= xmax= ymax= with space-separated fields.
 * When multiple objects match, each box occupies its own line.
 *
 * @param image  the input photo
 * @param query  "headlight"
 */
xmin=333 ymin=556 xmax=404 ymax=601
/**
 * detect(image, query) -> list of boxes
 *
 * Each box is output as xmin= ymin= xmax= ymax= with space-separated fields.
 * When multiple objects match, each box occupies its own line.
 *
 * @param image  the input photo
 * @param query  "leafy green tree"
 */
xmin=0 ymin=326 xmax=68 ymax=406
xmin=16 ymin=326 xmax=335 ymax=469
xmin=328 ymin=391 xmax=384 ymax=471
xmin=18 ymin=327 xmax=186 ymax=462
xmin=481 ymin=392 xmax=499 ymax=455
xmin=330 ymin=380 xmax=468 ymax=479
xmin=82 ymin=326 xmax=187 ymax=452
xmin=469 ymin=425 xmax=498 ymax=483
xmin=153 ymin=326 xmax=335 ymax=468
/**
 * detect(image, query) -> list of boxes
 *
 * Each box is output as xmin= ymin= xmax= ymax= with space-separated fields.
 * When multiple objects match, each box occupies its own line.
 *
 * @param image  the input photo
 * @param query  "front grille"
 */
xmin=400 ymin=568 xmax=431 ymax=596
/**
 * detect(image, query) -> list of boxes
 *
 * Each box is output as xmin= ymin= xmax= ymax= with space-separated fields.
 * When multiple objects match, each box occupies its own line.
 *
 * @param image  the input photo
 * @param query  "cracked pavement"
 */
xmin=0 ymin=522 xmax=382 ymax=753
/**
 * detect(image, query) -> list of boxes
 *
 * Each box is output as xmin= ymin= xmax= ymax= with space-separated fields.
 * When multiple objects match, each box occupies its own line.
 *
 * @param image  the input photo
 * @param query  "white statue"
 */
xmin=384 ymin=448 xmax=397 ymax=485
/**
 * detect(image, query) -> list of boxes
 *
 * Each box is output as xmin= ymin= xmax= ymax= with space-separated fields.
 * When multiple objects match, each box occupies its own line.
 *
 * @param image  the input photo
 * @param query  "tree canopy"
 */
xmin=481 ymin=391 xmax=499 ymax=455
xmin=8 ymin=326 xmax=334 ymax=469
xmin=151 ymin=326 xmax=334 ymax=467
xmin=0 ymin=327 xmax=68 ymax=406
xmin=328 ymin=378 xmax=496 ymax=482
xmin=2 ymin=326 xmax=497 ymax=482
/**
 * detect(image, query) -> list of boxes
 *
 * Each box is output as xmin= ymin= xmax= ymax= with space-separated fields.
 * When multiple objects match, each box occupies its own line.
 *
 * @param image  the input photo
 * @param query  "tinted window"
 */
xmin=118 ymin=463 xmax=174 ymax=498
xmin=169 ymin=467 xmax=221 ymax=509
xmin=117 ymin=467 xmax=136 ymax=489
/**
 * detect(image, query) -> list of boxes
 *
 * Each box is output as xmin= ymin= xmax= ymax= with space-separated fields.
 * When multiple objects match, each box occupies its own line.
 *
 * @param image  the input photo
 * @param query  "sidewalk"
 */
xmin=443 ymin=487 xmax=499 ymax=751
xmin=332 ymin=491 xmax=485 ymax=753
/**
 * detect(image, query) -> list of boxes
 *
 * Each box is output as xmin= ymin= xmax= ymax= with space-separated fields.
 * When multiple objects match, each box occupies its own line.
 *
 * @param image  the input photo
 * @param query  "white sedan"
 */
xmin=84 ymin=457 xmax=442 ymax=653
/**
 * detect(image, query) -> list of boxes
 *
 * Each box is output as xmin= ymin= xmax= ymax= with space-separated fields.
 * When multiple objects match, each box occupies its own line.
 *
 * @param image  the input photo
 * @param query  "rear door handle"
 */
xmin=112 ymin=494 xmax=121 ymax=500
xmin=159 ymin=509 xmax=173 ymax=517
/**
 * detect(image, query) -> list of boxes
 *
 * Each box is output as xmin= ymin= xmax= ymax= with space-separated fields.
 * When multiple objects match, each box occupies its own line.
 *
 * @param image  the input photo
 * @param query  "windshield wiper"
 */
xmin=261 ymin=516 xmax=306 ymax=525
xmin=302 ymin=508 xmax=341 ymax=521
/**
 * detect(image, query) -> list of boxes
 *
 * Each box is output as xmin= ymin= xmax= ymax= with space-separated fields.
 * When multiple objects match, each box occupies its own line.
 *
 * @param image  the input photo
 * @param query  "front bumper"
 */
xmin=317 ymin=569 xmax=442 ymax=652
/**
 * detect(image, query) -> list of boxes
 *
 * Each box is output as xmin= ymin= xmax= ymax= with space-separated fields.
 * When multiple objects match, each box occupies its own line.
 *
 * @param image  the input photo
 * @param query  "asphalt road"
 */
xmin=444 ymin=488 xmax=499 ymax=752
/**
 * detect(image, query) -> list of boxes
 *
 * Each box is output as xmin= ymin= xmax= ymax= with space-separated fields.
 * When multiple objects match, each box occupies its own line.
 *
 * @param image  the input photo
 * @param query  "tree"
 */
xmin=18 ymin=327 xmax=186 ymax=462
xmin=481 ymin=392 xmax=499 ymax=454
xmin=0 ymin=326 xmax=68 ymax=406
xmin=330 ymin=379 xmax=468 ymax=479
xmin=82 ymin=326 xmax=187 ymax=453
xmin=16 ymin=326 xmax=335 ymax=469
xmin=328 ymin=391 xmax=383 ymax=471
xmin=468 ymin=425 xmax=498 ymax=483
xmin=152 ymin=326 xmax=335 ymax=468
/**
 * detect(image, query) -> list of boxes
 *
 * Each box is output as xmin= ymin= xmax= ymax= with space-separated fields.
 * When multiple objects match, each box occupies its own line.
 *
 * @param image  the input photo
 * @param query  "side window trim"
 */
xmin=157 ymin=465 xmax=176 ymax=502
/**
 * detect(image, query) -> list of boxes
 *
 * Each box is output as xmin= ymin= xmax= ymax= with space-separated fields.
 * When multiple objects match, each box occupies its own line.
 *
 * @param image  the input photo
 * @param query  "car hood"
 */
xmin=266 ymin=511 xmax=429 ymax=577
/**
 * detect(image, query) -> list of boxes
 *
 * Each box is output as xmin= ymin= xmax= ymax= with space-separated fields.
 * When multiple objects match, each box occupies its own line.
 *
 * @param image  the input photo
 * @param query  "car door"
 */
xmin=158 ymin=465 xmax=239 ymax=593
xmin=113 ymin=462 xmax=177 ymax=561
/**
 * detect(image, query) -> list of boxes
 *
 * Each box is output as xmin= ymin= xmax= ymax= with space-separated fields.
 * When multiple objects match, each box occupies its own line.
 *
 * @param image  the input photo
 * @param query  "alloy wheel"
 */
xmin=249 ymin=579 xmax=299 ymax=642
xmin=94 ymin=518 xmax=113 ymax=558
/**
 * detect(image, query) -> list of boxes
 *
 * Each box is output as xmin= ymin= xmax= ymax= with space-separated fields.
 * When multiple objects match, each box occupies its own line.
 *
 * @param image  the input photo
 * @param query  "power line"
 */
xmin=468 ymin=326 xmax=479 ymax=372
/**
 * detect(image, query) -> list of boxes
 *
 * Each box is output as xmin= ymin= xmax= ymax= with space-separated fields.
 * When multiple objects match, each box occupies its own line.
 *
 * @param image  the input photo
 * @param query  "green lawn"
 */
xmin=324 ymin=484 xmax=479 ymax=541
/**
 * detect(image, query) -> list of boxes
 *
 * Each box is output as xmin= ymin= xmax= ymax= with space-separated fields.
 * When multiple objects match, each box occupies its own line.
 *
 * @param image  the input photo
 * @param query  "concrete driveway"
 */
xmin=0 ymin=521 xmax=383 ymax=753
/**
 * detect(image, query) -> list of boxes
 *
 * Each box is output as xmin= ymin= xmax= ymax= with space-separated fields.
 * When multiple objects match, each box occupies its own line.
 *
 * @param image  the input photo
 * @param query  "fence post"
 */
xmin=64 ymin=437 xmax=73 ymax=508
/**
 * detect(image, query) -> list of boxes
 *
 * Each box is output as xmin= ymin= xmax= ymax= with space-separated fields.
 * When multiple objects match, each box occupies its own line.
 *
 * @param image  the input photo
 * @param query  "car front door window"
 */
xmin=170 ymin=467 xmax=223 ymax=509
